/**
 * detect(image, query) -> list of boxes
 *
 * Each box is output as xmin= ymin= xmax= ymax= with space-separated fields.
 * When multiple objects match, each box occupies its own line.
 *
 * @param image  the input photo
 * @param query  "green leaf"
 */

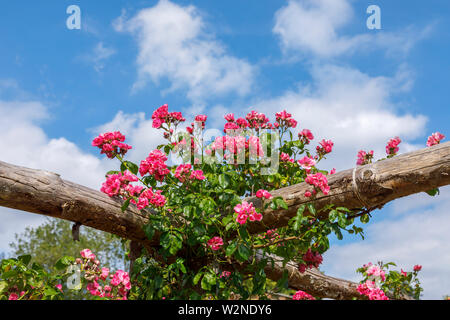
xmin=120 ymin=161 xmax=139 ymax=175
xmin=276 ymin=270 xmax=289 ymax=289
xmin=218 ymin=174 xmax=230 ymax=189
xmin=106 ymin=170 xmax=120 ymax=176
xmin=360 ymin=214 xmax=370 ymax=224
xmin=121 ymin=198 xmax=132 ymax=212
xmin=144 ymin=224 xmax=155 ymax=240
xmin=307 ymin=203 xmax=316 ymax=216
xmin=193 ymin=272 xmax=203 ymax=285
xmin=236 ymin=244 xmax=251 ymax=262
xmin=226 ymin=243 xmax=237 ymax=257
xmin=0 ymin=281 xmax=8 ymax=294
xmin=296 ymin=204 xmax=306 ymax=216
xmin=329 ymin=210 xmax=338 ymax=222
xmin=276 ymin=198 xmax=288 ymax=210
xmin=426 ymin=188 xmax=440 ymax=197
xmin=18 ymin=254 xmax=32 ymax=266
xmin=55 ymin=256 xmax=75 ymax=271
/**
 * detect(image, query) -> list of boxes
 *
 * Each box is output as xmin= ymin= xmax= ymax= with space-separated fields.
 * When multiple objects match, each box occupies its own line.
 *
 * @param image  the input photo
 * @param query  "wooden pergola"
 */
xmin=0 ymin=141 xmax=449 ymax=299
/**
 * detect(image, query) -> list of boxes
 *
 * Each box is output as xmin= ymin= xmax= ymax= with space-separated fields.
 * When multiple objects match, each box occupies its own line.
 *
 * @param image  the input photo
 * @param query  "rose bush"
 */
xmin=1 ymin=103 xmax=445 ymax=300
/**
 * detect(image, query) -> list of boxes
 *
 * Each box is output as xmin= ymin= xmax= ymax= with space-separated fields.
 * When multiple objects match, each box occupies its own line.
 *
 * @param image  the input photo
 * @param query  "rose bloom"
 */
xmin=207 ymin=237 xmax=224 ymax=251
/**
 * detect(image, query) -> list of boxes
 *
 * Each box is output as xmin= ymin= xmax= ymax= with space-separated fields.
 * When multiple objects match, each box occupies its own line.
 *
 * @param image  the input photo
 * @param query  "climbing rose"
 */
xmin=427 ymin=132 xmax=445 ymax=147
xmin=139 ymin=149 xmax=170 ymax=181
xmin=280 ymin=152 xmax=294 ymax=163
xmin=292 ymin=290 xmax=315 ymax=300
xmin=386 ymin=137 xmax=401 ymax=156
xmin=357 ymin=280 xmax=389 ymax=300
xmin=297 ymin=156 xmax=316 ymax=171
xmin=414 ymin=265 xmax=422 ymax=272
xmin=190 ymin=170 xmax=206 ymax=181
xmin=366 ymin=265 xmax=386 ymax=282
xmin=224 ymin=113 xmax=235 ymax=122
xmin=234 ymin=201 xmax=260 ymax=224
xmin=256 ymin=189 xmax=272 ymax=199
xmin=298 ymin=129 xmax=314 ymax=144
xmin=305 ymin=172 xmax=330 ymax=195
xmin=316 ymin=139 xmax=333 ymax=156
xmin=298 ymin=248 xmax=323 ymax=273
xmin=92 ymin=131 xmax=132 ymax=159
xmin=356 ymin=150 xmax=374 ymax=166
xmin=80 ymin=249 xmax=96 ymax=260
xmin=220 ymin=271 xmax=231 ymax=278
xmin=8 ymin=293 xmax=19 ymax=300
xmin=207 ymin=237 xmax=224 ymax=251
xmin=101 ymin=170 xmax=139 ymax=197
xmin=136 ymin=188 xmax=166 ymax=209
xmin=174 ymin=164 xmax=192 ymax=182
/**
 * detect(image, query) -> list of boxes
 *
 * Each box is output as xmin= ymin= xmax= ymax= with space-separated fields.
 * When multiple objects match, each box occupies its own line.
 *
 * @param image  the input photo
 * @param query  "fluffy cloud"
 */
xmin=323 ymin=186 xmax=450 ymax=299
xmin=251 ymin=64 xmax=427 ymax=170
xmin=115 ymin=0 xmax=255 ymax=102
xmin=0 ymin=93 xmax=109 ymax=253
xmin=273 ymin=0 xmax=431 ymax=58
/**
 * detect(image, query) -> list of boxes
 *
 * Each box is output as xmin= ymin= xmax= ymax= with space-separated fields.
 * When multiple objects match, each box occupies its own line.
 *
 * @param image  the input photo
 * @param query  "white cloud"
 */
xmin=250 ymin=64 xmax=427 ymax=170
xmin=80 ymin=42 xmax=116 ymax=72
xmin=273 ymin=0 xmax=432 ymax=58
xmin=115 ymin=0 xmax=255 ymax=102
xmin=323 ymin=186 xmax=450 ymax=299
xmin=0 ymin=93 xmax=109 ymax=254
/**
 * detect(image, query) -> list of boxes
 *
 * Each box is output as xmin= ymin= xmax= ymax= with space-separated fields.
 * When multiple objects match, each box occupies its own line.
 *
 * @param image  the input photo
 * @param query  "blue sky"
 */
xmin=0 ymin=0 xmax=449 ymax=299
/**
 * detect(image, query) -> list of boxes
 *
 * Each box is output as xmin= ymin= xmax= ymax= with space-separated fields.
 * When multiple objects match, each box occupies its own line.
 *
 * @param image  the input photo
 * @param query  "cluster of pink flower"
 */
xmin=152 ymin=104 xmax=186 ymax=129
xmin=174 ymin=164 xmax=206 ymax=183
xmin=275 ymin=110 xmax=298 ymax=129
xmin=280 ymin=152 xmax=294 ymax=163
xmin=297 ymin=156 xmax=316 ymax=172
xmin=220 ymin=271 xmax=231 ymax=279
xmin=427 ymin=132 xmax=445 ymax=147
xmin=207 ymin=236 xmax=224 ymax=251
xmin=298 ymin=129 xmax=314 ymax=145
xmin=256 ymin=189 xmax=272 ymax=199
xmin=234 ymin=201 xmax=262 ymax=225
xmin=292 ymin=290 xmax=315 ymax=300
xmin=245 ymin=110 xmax=271 ymax=129
xmin=135 ymin=187 xmax=166 ymax=210
xmin=357 ymin=280 xmax=389 ymax=300
xmin=79 ymin=249 xmax=131 ymax=300
xmin=210 ymin=135 xmax=264 ymax=158
xmin=298 ymin=248 xmax=323 ymax=273
xmin=364 ymin=263 xmax=386 ymax=282
xmin=92 ymin=131 xmax=132 ymax=159
xmin=356 ymin=150 xmax=374 ymax=166
xmin=223 ymin=113 xmax=249 ymax=131
xmin=101 ymin=170 xmax=139 ymax=197
xmin=316 ymin=139 xmax=334 ymax=157
xmin=258 ymin=228 xmax=280 ymax=241
xmin=304 ymin=172 xmax=330 ymax=197
xmin=386 ymin=137 xmax=401 ymax=156
xmin=194 ymin=115 xmax=207 ymax=129
xmin=139 ymin=149 xmax=170 ymax=181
